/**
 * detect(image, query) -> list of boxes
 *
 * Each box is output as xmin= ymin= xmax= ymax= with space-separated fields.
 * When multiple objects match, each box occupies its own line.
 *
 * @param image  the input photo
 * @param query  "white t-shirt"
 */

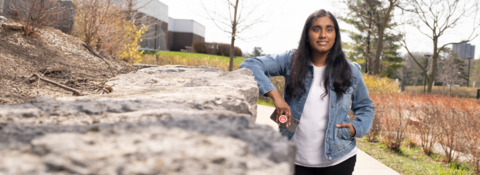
xmin=291 ymin=65 xmax=357 ymax=167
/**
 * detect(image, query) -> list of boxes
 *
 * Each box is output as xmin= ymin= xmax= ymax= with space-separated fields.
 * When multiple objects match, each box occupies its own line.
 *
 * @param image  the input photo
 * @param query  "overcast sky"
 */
xmin=160 ymin=0 xmax=479 ymax=59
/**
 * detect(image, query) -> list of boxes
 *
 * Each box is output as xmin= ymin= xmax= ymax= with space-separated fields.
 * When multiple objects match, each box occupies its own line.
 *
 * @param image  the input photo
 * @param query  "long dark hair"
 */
xmin=286 ymin=9 xmax=352 ymax=99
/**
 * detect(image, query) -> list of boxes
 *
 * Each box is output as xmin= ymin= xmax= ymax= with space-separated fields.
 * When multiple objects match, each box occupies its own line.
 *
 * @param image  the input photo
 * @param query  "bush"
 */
xmin=192 ymin=41 xmax=206 ymax=54
xmin=363 ymin=74 xmax=400 ymax=94
xmin=411 ymin=96 xmax=438 ymax=155
xmin=192 ymin=41 xmax=242 ymax=57
xmin=119 ymin=24 xmax=147 ymax=64
xmin=73 ymin=0 xmax=140 ymax=58
xmin=457 ymin=99 xmax=480 ymax=174
xmin=139 ymin=54 xmax=240 ymax=72
xmin=11 ymin=0 xmax=72 ymax=36
xmin=373 ymin=94 xmax=412 ymax=151
xmin=373 ymin=93 xmax=480 ymax=169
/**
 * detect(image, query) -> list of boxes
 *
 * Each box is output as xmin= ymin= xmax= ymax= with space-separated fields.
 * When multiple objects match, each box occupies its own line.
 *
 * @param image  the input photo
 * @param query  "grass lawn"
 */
xmin=144 ymin=51 xmax=247 ymax=65
xmin=357 ymin=138 xmax=473 ymax=175
xmin=258 ymin=98 xmax=275 ymax=107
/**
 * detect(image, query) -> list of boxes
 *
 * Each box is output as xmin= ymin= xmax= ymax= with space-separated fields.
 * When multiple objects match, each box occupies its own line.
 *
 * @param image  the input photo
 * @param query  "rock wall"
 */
xmin=0 ymin=65 xmax=296 ymax=175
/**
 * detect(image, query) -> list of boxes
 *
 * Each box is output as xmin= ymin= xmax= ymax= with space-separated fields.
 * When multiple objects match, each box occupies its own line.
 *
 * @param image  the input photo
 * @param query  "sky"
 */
xmin=160 ymin=0 xmax=480 ymax=59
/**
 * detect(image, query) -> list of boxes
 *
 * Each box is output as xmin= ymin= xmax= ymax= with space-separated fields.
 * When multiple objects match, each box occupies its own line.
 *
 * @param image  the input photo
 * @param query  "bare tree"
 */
xmin=399 ymin=0 xmax=480 ymax=93
xmin=400 ymin=52 xmax=429 ymax=86
xmin=201 ymin=0 xmax=267 ymax=71
xmin=437 ymin=49 xmax=466 ymax=95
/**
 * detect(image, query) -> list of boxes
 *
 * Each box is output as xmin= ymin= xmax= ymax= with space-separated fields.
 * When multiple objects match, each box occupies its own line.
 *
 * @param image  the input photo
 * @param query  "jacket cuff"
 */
xmin=351 ymin=122 xmax=363 ymax=138
xmin=259 ymin=84 xmax=277 ymax=98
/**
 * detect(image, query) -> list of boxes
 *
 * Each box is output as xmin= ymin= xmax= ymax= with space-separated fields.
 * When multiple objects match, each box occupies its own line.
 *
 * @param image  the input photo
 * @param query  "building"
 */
xmin=134 ymin=0 xmax=169 ymax=51
xmin=453 ymin=42 xmax=476 ymax=60
xmin=135 ymin=0 xmax=205 ymax=51
xmin=1 ymin=0 xmax=205 ymax=51
xmin=168 ymin=18 xmax=205 ymax=51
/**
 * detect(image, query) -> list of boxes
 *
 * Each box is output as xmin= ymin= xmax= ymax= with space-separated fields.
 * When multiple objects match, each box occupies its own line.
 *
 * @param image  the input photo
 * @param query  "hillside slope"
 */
xmin=0 ymin=25 xmax=134 ymax=105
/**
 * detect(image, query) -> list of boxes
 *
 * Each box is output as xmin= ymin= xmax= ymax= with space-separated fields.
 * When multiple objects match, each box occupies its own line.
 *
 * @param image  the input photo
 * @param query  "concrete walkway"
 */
xmin=255 ymin=105 xmax=400 ymax=175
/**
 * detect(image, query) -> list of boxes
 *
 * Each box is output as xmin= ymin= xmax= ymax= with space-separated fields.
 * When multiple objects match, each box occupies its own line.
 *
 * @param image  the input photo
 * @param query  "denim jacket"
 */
xmin=239 ymin=49 xmax=375 ymax=162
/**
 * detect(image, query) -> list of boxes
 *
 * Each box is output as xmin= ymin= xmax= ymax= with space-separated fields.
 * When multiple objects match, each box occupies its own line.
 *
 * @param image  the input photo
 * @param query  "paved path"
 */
xmin=255 ymin=105 xmax=400 ymax=175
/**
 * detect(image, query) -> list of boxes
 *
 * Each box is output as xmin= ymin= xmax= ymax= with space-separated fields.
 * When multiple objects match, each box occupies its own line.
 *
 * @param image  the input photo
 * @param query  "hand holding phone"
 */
xmin=270 ymin=111 xmax=300 ymax=133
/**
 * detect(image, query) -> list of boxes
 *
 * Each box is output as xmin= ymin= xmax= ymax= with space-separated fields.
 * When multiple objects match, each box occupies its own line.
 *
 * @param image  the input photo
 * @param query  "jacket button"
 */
xmin=326 ymin=138 xmax=329 ymax=142
xmin=332 ymin=104 xmax=334 ymax=108
xmin=329 ymin=157 xmax=332 ymax=160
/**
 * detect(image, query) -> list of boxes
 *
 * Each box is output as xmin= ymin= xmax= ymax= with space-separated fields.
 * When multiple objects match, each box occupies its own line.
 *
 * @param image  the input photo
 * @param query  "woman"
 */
xmin=239 ymin=9 xmax=374 ymax=175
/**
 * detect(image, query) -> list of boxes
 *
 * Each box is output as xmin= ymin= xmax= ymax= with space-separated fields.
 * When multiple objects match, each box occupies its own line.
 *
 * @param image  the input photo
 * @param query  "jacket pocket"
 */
xmin=338 ymin=127 xmax=353 ymax=140
xmin=334 ymin=127 xmax=354 ymax=152
xmin=342 ymin=87 xmax=354 ymax=110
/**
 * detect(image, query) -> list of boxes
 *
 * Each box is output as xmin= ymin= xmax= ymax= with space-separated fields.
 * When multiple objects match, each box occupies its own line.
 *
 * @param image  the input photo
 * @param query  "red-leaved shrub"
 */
xmin=373 ymin=94 xmax=412 ymax=151
xmin=372 ymin=94 xmax=480 ymax=168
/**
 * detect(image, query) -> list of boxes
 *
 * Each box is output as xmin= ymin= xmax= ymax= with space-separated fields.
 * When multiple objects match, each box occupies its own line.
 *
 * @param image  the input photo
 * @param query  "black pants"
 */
xmin=294 ymin=155 xmax=356 ymax=175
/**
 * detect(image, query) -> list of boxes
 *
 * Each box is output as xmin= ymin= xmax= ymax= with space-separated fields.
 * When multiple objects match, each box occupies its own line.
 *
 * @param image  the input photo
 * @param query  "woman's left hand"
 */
xmin=336 ymin=123 xmax=356 ymax=137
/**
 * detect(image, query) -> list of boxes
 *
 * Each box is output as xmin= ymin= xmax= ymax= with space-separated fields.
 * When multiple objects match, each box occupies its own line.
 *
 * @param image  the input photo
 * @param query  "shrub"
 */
xmin=460 ymin=100 xmax=480 ymax=174
xmin=411 ymin=96 xmax=438 ymax=155
xmin=11 ymin=0 xmax=71 ymax=36
xmin=372 ymin=94 xmax=412 ymax=151
xmin=120 ymin=24 xmax=147 ymax=64
xmin=373 ymin=94 xmax=480 ymax=166
xmin=363 ymin=74 xmax=400 ymax=94
xmin=192 ymin=41 xmax=206 ymax=54
xmin=436 ymin=97 xmax=462 ymax=163
xmin=139 ymin=54 xmax=241 ymax=72
xmin=365 ymin=95 xmax=382 ymax=142
xmin=192 ymin=42 xmax=242 ymax=57
xmin=362 ymin=75 xmax=399 ymax=142
xmin=457 ymin=99 xmax=480 ymax=174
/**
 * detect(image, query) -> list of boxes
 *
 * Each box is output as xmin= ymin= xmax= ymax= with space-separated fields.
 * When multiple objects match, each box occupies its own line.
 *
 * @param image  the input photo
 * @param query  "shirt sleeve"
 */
xmin=239 ymin=50 xmax=293 ymax=97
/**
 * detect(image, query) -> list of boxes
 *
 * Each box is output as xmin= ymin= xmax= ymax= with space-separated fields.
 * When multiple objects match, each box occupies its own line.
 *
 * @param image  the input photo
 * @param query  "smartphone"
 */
xmin=270 ymin=111 xmax=300 ymax=133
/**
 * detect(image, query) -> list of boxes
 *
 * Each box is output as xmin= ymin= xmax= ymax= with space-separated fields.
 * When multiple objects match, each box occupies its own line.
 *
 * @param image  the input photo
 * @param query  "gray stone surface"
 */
xmin=0 ymin=66 xmax=296 ymax=175
xmin=70 ymin=65 xmax=259 ymax=121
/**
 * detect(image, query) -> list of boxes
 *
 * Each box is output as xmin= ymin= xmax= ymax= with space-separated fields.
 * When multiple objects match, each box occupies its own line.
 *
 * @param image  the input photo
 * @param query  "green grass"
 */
xmin=257 ymin=98 xmax=275 ymax=107
xmin=144 ymin=51 xmax=247 ymax=65
xmin=357 ymin=138 xmax=473 ymax=175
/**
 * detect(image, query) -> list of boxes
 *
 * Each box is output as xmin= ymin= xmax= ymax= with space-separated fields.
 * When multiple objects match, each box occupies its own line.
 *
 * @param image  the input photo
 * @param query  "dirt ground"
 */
xmin=0 ymin=25 xmax=135 ymax=105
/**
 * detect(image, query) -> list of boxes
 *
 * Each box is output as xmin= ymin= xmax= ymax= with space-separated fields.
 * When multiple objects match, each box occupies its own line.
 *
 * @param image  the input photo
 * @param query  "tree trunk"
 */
xmin=442 ymin=80 xmax=445 ymax=96
xmin=373 ymin=25 xmax=384 ymax=75
xmin=365 ymin=19 xmax=372 ymax=74
xmin=427 ymin=39 xmax=439 ymax=93
xmin=228 ymin=0 xmax=239 ymax=72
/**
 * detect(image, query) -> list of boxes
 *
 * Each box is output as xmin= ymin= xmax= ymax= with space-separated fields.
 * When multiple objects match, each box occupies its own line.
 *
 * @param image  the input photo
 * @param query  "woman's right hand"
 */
xmin=273 ymin=98 xmax=292 ymax=127
xmin=266 ymin=90 xmax=292 ymax=127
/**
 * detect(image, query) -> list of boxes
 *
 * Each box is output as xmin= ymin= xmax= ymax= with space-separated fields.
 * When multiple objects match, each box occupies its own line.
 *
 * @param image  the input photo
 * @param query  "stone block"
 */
xmin=0 ymin=66 xmax=296 ymax=174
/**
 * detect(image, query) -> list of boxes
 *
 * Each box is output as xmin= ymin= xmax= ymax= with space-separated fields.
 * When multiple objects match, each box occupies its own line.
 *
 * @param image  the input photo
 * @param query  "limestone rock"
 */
xmin=66 ymin=65 xmax=259 ymax=121
xmin=0 ymin=66 xmax=296 ymax=175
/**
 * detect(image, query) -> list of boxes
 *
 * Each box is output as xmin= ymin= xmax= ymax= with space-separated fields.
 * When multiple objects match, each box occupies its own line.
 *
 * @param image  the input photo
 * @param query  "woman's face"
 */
xmin=308 ymin=16 xmax=336 ymax=54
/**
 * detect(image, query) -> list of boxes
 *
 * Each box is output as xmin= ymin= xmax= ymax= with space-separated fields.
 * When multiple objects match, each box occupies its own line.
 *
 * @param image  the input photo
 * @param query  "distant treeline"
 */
xmin=192 ymin=42 xmax=242 ymax=57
